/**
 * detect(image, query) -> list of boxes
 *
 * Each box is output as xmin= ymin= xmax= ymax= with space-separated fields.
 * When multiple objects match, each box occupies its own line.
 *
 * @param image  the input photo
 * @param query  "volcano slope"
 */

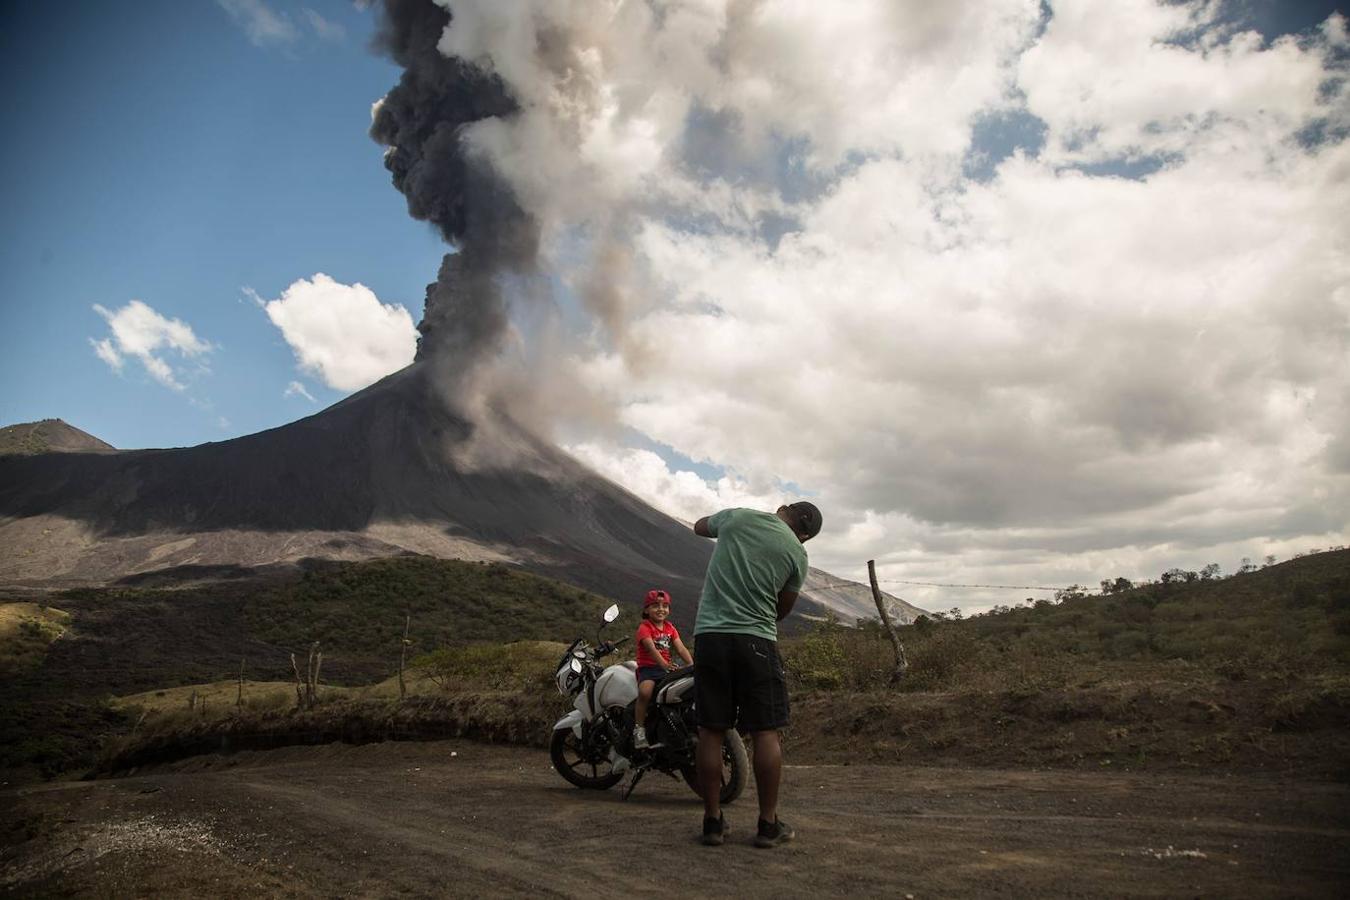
xmin=0 ymin=364 xmax=716 ymax=608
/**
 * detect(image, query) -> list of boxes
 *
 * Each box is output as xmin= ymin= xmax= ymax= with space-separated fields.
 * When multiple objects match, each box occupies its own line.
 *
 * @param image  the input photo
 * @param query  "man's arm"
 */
xmin=775 ymin=588 xmax=798 ymax=622
xmin=693 ymin=516 xmax=712 ymax=537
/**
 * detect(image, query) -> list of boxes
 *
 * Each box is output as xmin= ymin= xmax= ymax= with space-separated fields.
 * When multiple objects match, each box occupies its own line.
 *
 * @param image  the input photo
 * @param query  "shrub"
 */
xmin=900 ymin=626 xmax=985 ymax=691
xmin=784 ymin=617 xmax=849 ymax=690
xmin=244 ymin=689 xmax=292 ymax=712
xmin=412 ymin=642 xmax=557 ymax=692
xmin=1107 ymin=630 xmax=1150 ymax=660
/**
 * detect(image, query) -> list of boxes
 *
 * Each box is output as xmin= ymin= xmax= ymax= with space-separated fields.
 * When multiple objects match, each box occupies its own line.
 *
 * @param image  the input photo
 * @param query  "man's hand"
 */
xmin=694 ymin=516 xmax=712 ymax=537
xmin=775 ymin=588 xmax=798 ymax=622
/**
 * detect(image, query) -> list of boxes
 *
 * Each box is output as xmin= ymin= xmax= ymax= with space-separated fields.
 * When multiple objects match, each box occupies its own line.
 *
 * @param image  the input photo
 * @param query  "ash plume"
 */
xmin=369 ymin=0 xmax=539 ymax=393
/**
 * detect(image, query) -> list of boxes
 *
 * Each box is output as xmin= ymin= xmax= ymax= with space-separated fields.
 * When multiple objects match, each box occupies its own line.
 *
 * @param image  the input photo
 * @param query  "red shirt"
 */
xmin=635 ymin=620 xmax=680 ymax=669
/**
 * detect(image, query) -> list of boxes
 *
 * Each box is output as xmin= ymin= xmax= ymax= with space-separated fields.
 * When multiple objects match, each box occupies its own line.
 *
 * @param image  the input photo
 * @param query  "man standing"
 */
xmin=692 ymin=501 xmax=822 ymax=848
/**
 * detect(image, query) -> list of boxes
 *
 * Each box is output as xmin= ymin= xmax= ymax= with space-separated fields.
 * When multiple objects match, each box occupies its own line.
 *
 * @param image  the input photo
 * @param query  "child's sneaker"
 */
xmin=701 ymin=814 xmax=728 ymax=846
xmin=754 ymin=817 xmax=795 ymax=848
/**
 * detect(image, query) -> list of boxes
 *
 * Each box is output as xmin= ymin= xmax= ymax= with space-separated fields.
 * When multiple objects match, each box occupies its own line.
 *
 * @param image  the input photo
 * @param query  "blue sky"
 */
xmin=0 ymin=1 xmax=444 ymax=449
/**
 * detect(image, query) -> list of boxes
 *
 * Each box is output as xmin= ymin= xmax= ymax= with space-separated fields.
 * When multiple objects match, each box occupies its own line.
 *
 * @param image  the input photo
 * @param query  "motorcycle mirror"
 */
xmin=602 ymin=604 xmax=619 ymax=623
xmin=569 ymin=657 xmax=583 ymax=674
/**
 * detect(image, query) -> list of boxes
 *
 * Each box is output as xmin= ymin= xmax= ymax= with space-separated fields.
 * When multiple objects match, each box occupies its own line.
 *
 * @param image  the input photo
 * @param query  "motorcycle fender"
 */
xmin=553 ymin=709 xmax=584 ymax=738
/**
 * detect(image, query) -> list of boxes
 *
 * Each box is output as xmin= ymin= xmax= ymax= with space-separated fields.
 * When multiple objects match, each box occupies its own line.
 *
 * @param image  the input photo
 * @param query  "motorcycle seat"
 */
xmin=655 ymin=664 xmax=694 ymax=688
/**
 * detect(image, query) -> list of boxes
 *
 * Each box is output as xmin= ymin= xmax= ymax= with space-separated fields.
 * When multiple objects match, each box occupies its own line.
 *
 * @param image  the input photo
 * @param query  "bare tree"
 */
xmin=868 ymin=560 xmax=908 ymax=684
xmin=306 ymin=642 xmax=323 ymax=707
xmin=291 ymin=652 xmax=306 ymax=708
xmin=289 ymin=644 xmax=323 ymax=709
xmin=398 ymin=614 xmax=411 ymax=700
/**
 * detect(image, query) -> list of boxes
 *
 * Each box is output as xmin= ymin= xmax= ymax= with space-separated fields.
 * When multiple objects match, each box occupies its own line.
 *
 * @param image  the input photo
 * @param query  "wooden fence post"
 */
xmin=868 ymin=559 xmax=908 ymax=683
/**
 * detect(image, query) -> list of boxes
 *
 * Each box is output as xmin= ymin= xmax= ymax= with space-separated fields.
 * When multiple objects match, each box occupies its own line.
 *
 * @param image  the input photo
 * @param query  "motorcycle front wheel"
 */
xmin=681 ymin=729 xmax=749 ymax=804
xmin=550 ymin=727 xmax=624 ymax=790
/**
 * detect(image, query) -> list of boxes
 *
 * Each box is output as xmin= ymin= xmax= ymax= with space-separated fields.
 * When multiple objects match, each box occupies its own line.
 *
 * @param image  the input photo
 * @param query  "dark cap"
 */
xmin=787 ymin=501 xmax=823 ymax=540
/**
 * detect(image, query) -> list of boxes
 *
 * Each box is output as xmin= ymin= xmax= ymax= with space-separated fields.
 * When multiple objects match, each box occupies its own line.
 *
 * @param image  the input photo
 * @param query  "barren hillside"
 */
xmin=0 ymin=365 xmax=891 ymax=623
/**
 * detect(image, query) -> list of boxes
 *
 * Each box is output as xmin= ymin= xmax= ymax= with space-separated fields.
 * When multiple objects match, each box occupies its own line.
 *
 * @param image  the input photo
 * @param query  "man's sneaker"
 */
xmin=701 ymin=814 xmax=728 ymax=846
xmin=754 ymin=817 xmax=795 ymax=848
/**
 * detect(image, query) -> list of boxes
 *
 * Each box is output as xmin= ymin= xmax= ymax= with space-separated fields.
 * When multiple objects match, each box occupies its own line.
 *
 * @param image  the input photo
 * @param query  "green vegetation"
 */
xmin=780 ymin=548 xmax=1350 ymax=694
xmin=11 ymin=549 xmax=1350 ymax=780
xmin=0 ymin=604 xmax=71 ymax=676
xmin=243 ymin=557 xmax=610 ymax=669
xmin=3 ymin=556 xmax=608 ymax=780
xmin=410 ymin=640 xmax=564 ymax=693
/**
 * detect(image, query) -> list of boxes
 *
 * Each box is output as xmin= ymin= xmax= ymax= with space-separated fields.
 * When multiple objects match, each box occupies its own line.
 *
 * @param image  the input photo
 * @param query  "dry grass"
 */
xmin=0 ymin=603 xmax=70 ymax=674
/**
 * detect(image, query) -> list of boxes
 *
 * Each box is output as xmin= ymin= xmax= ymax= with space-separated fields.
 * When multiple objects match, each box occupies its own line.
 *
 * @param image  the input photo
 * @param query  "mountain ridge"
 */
xmin=0 ymin=366 xmax=919 ymax=625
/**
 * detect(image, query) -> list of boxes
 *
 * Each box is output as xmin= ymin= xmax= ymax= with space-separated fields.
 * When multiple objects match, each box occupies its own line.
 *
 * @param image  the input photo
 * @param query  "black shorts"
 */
xmin=693 ymin=633 xmax=790 ymax=732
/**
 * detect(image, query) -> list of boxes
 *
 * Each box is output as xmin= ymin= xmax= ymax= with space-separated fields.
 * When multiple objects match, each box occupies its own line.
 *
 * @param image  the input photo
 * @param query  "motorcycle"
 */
xmin=550 ymin=603 xmax=748 ymax=803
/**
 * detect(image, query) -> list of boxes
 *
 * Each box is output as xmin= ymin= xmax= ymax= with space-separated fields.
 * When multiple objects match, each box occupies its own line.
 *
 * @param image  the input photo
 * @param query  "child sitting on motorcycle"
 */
xmin=632 ymin=589 xmax=693 ymax=751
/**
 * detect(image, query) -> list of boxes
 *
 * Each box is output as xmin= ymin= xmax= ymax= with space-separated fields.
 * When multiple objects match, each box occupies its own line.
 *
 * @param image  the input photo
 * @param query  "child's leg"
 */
xmin=631 ymin=682 xmax=653 ymax=744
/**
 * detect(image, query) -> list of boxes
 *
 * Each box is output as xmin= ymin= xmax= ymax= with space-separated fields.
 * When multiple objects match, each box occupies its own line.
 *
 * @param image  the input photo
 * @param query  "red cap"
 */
xmin=644 ymin=589 xmax=672 ymax=608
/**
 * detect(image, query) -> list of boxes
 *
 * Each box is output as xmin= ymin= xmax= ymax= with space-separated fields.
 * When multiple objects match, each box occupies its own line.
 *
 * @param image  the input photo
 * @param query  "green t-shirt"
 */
xmin=694 ymin=508 xmax=808 ymax=641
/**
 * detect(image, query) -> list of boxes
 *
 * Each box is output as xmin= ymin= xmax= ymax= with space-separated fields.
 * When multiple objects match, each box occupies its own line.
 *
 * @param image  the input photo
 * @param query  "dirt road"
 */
xmin=4 ymin=740 xmax=1348 ymax=897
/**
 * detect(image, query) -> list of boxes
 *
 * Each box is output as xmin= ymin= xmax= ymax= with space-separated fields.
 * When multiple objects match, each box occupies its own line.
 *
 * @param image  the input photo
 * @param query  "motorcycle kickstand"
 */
xmin=618 ymin=767 xmax=646 ymax=801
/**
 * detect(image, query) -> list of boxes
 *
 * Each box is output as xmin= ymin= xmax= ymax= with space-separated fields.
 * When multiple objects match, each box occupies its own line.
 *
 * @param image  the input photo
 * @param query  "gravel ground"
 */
xmin=3 ymin=739 xmax=1348 ymax=898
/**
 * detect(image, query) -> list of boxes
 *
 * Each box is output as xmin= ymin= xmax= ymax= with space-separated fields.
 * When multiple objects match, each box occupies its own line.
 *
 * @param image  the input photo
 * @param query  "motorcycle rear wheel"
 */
xmin=550 ymin=728 xmax=624 ymax=790
xmin=681 ymin=730 xmax=749 ymax=804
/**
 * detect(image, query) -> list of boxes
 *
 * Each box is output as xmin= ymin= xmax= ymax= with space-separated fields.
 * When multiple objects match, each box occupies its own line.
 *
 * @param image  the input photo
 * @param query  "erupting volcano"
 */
xmin=0 ymin=0 xmax=921 ymax=626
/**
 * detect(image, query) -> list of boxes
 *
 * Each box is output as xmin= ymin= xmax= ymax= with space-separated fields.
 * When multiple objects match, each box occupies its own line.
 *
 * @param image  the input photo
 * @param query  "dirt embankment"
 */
xmin=3 ymin=740 xmax=1348 ymax=898
xmin=92 ymin=674 xmax=1350 ymax=783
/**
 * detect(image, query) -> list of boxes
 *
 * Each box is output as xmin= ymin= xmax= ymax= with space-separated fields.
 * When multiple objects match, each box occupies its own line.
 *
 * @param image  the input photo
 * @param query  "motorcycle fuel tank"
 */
xmin=594 ymin=662 xmax=638 ymax=711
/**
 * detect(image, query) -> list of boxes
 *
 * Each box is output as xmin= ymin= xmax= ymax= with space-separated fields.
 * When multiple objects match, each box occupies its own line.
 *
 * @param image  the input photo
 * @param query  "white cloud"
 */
xmin=416 ymin=1 xmax=1349 ymax=607
xmin=217 ymin=0 xmax=299 ymax=46
xmin=284 ymin=380 xmax=317 ymax=402
xmin=90 ymin=337 xmax=122 ymax=372
xmin=262 ymin=274 xmax=418 ymax=392
xmin=303 ymin=9 xmax=346 ymax=41
xmin=90 ymin=300 xmax=212 ymax=391
xmin=565 ymin=443 xmax=783 ymax=524
xmin=1018 ymin=0 xmax=1346 ymax=165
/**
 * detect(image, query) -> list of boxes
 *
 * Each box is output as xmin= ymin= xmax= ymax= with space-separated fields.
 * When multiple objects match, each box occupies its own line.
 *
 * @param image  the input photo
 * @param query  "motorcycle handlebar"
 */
xmin=594 ymin=636 xmax=630 ymax=659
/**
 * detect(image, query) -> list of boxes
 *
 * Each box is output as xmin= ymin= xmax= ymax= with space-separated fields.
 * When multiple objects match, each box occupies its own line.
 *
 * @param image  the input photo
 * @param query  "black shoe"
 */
xmin=755 ymin=817 xmax=795 ymax=848
xmin=701 ymin=814 xmax=728 ymax=846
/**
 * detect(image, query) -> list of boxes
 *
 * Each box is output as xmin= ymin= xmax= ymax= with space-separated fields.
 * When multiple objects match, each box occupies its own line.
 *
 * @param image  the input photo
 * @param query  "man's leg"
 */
xmin=697 ymin=726 xmax=726 ymax=821
xmin=750 ymin=729 xmax=782 ymax=824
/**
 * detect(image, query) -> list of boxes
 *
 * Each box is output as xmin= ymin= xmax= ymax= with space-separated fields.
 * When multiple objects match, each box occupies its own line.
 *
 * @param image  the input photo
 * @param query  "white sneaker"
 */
xmin=633 ymin=728 xmax=651 ymax=750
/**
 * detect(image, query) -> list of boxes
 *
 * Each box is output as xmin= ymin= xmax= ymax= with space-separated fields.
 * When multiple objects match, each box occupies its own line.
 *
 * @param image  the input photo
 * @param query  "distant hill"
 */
xmin=0 ymin=419 xmax=114 ymax=456
xmin=799 ymin=567 xmax=928 ymax=624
